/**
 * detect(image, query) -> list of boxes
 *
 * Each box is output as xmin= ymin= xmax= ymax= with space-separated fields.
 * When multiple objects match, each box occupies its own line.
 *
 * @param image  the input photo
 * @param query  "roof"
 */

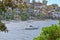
xmin=34 ymin=2 xmax=42 ymax=6
xmin=28 ymin=2 xmax=42 ymax=6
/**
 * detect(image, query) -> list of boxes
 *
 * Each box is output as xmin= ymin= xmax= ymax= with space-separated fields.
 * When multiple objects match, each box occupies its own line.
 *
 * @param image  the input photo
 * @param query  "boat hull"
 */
xmin=25 ymin=28 xmax=38 ymax=30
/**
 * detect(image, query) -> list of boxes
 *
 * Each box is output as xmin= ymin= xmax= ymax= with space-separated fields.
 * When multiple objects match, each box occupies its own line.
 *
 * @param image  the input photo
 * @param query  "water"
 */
xmin=0 ymin=20 xmax=58 ymax=40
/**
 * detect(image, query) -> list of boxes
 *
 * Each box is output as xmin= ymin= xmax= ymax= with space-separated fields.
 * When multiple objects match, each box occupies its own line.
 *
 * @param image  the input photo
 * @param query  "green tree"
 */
xmin=17 ymin=2 xmax=29 ymax=21
xmin=0 ymin=1 xmax=6 ymax=12
xmin=51 ymin=4 xmax=58 ymax=9
xmin=3 ymin=0 xmax=16 ymax=10
xmin=17 ymin=2 xmax=27 ymax=12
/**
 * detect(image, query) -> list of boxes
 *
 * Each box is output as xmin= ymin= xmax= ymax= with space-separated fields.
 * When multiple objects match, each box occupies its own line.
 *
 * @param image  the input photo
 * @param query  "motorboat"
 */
xmin=25 ymin=25 xmax=39 ymax=30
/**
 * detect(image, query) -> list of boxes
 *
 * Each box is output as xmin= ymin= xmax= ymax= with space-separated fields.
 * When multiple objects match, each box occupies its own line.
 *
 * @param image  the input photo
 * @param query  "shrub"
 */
xmin=34 ymin=20 xmax=60 ymax=40
xmin=20 ymin=13 xmax=29 ymax=21
xmin=0 ymin=21 xmax=8 ymax=32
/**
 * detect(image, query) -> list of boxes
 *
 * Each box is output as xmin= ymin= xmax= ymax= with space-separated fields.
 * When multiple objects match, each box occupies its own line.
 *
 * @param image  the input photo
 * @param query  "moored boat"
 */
xmin=25 ymin=25 xmax=39 ymax=30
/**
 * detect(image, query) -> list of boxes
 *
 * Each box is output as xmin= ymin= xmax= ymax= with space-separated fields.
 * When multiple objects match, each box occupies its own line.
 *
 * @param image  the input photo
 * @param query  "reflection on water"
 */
xmin=0 ymin=21 xmax=8 ymax=32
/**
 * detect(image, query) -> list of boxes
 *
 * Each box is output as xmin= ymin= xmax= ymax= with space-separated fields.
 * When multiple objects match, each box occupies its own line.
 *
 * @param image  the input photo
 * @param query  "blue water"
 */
xmin=0 ymin=20 xmax=58 ymax=40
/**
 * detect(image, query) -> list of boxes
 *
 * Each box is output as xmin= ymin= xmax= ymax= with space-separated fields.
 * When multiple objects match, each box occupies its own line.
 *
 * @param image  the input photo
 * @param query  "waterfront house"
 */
xmin=55 ymin=7 xmax=60 ymax=11
xmin=34 ymin=2 xmax=43 ymax=9
xmin=51 ymin=11 xmax=60 ymax=18
xmin=13 ymin=8 xmax=21 ymax=20
xmin=34 ymin=9 xmax=41 ymax=16
xmin=5 ymin=7 xmax=12 ymax=20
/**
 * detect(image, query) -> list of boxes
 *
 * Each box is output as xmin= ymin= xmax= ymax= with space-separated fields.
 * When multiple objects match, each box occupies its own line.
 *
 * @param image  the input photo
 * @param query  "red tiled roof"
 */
xmin=35 ymin=2 xmax=42 ymax=4
xmin=28 ymin=2 xmax=42 ymax=6
xmin=35 ymin=3 xmax=42 ymax=6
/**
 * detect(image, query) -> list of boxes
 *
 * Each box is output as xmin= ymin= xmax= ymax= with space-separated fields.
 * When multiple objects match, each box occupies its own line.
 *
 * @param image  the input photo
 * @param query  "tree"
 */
xmin=51 ymin=4 xmax=58 ymax=9
xmin=47 ymin=4 xmax=58 ymax=11
xmin=3 ymin=0 xmax=17 ymax=10
xmin=17 ymin=2 xmax=27 ymax=11
xmin=0 ymin=1 xmax=6 ymax=12
xmin=47 ymin=5 xmax=54 ymax=11
xmin=17 ymin=2 xmax=29 ymax=20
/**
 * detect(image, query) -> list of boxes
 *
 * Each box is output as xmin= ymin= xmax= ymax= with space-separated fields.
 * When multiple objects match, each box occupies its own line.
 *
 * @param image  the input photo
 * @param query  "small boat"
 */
xmin=25 ymin=25 xmax=38 ymax=30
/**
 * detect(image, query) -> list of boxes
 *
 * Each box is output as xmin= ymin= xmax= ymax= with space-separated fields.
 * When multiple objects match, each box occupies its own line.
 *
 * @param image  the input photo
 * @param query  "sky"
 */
xmin=30 ymin=0 xmax=60 ymax=6
xmin=0 ymin=0 xmax=60 ymax=6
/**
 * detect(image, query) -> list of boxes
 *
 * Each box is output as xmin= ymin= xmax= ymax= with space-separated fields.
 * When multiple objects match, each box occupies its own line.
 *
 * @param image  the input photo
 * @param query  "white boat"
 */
xmin=25 ymin=25 xmax=39 ymax=30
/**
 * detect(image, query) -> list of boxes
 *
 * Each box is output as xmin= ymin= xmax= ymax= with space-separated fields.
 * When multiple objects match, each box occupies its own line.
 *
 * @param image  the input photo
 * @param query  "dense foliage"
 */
xmin=34 ymin=20 xmax=60 ymax=40
xmin=0 ymin=1 xmax=6 ymax=12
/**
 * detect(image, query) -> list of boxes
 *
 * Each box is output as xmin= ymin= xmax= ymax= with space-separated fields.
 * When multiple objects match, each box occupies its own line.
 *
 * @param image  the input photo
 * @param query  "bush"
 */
xmin=20 ymin=13 xmax=29 ymax=21
xmin=34 ymin=20 xmax=60 ymax=40
xmin=0 ymin=21 xmax=8 ymax=32
xmin=39 ymin=13 xmax=46 ymax=19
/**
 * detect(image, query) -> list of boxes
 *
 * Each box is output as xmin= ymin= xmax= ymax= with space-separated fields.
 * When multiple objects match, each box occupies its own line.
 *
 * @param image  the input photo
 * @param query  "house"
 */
xmin=41 ymin=9 xmax=48 ymax=15
xmin=34 ymin=2 xmax=43 ymax=9
xmin=13 ymin=8 xmax=21 ymax=14
xmin=55 ymin=7 xmax=60 ymax=11
xmin=34 ymin=9 xmax=41 ymax=16
xmin=52 ymin=11 xmax=60 ymax=18
xmin=13 ymin=8 xmax=21 ymax=20
xmin=5 ymin=7 xmax=12 ymax=20
xmin=27 ymin=7 xmax=33 ymax=14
